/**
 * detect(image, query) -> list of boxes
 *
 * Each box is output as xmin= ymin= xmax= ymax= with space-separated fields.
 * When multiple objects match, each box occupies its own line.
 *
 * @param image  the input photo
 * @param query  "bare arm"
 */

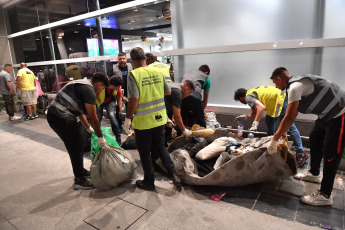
xmin=165 ymin=90 xmax=171 ymax=96
xmin=253 ymin=100 xmax=266 ymax=122
xmin=126 ymin=97 xmax=138 ymax=119
xmin=78 ymin=114 xmax=91 ymax=129
xmin=203 ymin=91 xmax=209 ymax=109
xmin=172 ymin=106 xmax=186 ymax=131
xmin=273 ymin=101 xmax=299 ymax=141
xmin=6 ymin=81 xmax=15 ymax=96
xmin=16 ymin=77 xmax=22 ymax=91
xmin=116 ymin=96 xmax=122 ymax=111
xmin=84 ymin=103 xmax=103 ymax=137
xmin=247 ymin=108 xmax=257 ymax=120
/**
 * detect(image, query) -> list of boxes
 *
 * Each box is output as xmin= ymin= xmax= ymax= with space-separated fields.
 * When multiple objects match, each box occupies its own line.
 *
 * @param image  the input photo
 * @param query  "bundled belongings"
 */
xmin=91 ymin=127 xmax=121 ymax=160
xmin=90 ymin=145 xmax=137 ymax=191
xmin=121 ymin=132 xmax=137 ymax=150
xmin=163 ymin=128 xmax=297 ymax=187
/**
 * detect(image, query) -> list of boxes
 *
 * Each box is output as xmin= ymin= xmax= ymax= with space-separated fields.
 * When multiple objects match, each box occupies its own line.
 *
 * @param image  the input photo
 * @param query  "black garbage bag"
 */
xmin=78 ymin=121 xmax=91 ymax=152
xmin=121 ymin=135 xmax=137 ymax=149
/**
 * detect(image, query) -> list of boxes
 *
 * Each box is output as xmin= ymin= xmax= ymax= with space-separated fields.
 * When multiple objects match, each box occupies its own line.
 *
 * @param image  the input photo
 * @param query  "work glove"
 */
xmin=182 ymin=128 xmax=192 ymax=137
xmin=282 ymin=132 xmax=288 ymax=139
xmin=166 ymin=118 xmax=174 ymax=128
xmin=86 ymin=125 xmax=94 ymax=134
xmin=249 ymin=121 xmax=259 ymax=131
xmin=235 ymin=114 xmax=247 ymax=123
xmin=97 ymin=137 xmax=107 ymax=147
xmin=124 ymin=118 xmax=131 ymax=134
xmin=267 ymin=139 xmax=278 ymax=155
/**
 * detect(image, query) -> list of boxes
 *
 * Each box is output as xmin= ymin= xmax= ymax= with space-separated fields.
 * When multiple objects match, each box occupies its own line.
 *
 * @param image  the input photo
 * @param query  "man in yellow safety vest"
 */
xmin=124 ymin=47 xmax=181 ymax=191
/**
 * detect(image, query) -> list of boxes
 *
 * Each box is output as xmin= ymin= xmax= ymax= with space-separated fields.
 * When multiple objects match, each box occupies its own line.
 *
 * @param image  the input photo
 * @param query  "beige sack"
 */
xmin=195 ymin=137 xmax=236 ymax=160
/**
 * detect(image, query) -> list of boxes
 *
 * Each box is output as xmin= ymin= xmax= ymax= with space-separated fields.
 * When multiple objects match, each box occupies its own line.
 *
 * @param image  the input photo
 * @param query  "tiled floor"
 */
xmin=1 ymin=113 xmax=344 ymax=229
xmin=191 ymin=164 xmax=345 ymax=229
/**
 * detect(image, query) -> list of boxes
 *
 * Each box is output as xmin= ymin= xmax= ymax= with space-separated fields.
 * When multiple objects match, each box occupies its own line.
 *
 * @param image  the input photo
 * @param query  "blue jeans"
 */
xmin=265 ymin=97 xmax=304 ymax=153
xmin=97 ymin=100 xmax=121 ymax=144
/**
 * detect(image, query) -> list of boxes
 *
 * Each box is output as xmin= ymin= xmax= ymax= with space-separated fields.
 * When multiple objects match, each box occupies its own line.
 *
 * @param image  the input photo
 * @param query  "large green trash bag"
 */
xmin=90 ymin=127 xmax=121 ymax=161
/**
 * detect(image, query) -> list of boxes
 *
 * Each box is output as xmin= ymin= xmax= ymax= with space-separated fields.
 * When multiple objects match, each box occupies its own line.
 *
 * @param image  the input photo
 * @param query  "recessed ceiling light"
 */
xmin=130 ymin=28 xmax=134 ymax=30
xmin=101 ymin=16 xmax=109 ymax=20
xmin=77 ymin=23 xmax=81 ymax=25
xmin=134 ymin=8 xmax=138 ymax=12
xmin=74 ymin=31 xmax=79 ymax=33
xmin=35 ymin=38 xmax=40 ymax=40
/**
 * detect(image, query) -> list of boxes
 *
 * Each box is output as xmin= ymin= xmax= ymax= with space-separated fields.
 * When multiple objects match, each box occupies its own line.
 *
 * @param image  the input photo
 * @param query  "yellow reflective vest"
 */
xmin=95 ymin=88 xmax=118 ymax=108
xmin=131 ymin=66 xmax=167 ymax=130
xmin=149 ymin=62 xmax=172 ymax=83
xmin=246 ymin=86 xmax=286 ymax=118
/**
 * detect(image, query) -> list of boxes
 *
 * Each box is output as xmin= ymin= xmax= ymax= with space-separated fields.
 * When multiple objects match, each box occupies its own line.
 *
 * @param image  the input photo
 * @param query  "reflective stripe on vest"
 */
xmin=149 ymin=62 xmax=172 ymax=82
xmin=131 ymin=66 xmax=167 ymax=130
xmin=51 ymin=79 xmax=93 ymax=117
xmin=288 ymin=75 xmax=345 ymax=121
xmin=246 ymin=86 xmax=286 ymax=118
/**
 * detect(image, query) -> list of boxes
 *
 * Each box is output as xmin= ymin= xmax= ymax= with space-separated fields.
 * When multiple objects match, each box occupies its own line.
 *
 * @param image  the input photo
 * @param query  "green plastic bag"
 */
xmin=90 ymin=127 xmax=122 ymax=161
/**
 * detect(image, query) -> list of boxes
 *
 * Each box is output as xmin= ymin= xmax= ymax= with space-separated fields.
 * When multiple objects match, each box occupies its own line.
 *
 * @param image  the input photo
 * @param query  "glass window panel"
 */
xmin=9 ymin=30 xmax=54 ymax=64
xmin=323 ymin=1 xmax=345 ymax=38
xmin=171 ymin=0 xmax=317 ymax=49
xmin=320 ymin=47 xmax=345 ymax=87
xmin=4 ymin=0 xmax=96 ymax=34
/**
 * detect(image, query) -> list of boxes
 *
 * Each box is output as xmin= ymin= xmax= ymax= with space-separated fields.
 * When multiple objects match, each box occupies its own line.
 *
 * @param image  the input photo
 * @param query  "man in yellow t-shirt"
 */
xmin=65 ymin=63 xmax=82 ymax=80
xmin=16 ymin=63 xmax=37 ymax=120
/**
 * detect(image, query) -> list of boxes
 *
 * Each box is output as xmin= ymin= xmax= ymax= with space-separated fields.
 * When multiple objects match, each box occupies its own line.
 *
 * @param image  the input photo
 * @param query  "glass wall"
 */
xmin=173 ymin=48 xmax=316 ymax=107
xmin=171 ymin=0 xmax=345 ymax=109
xmin=4 ymin=0 xmax=97 ymax=34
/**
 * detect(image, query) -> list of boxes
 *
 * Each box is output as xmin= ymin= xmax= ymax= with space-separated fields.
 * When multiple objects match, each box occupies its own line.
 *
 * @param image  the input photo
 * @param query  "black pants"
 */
xmin=135 ymin=125 xmax=176 ymax=185
xmin=181 ymin=95 xmax=206 ymax=128
xmin=309 ymin=113 xmax=345 ymax=196
xmin=47 ymin=112 xmax=84 ymax=178
xmin=2 ymin=94 xmax=15 ymax=117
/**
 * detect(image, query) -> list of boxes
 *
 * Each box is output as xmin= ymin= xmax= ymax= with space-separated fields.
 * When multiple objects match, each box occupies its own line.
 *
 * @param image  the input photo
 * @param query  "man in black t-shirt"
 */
xmin=164 ymin=80 xmax=194 ymax=144
xmin=47 ymin=73 xmax=109 ymax=190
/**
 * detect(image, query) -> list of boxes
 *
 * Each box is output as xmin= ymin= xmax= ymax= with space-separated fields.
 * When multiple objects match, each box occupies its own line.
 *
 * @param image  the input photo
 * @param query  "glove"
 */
xmin=282 ymin=132 xmax=288 ymax=139
xmin=124 ymin=118 xmax=131 ymax=134
xmin=182 ymin=128 xmax=192 ymax=137
xmin=249 ymin=121 xmax=259 ymax=131
xmin=86 ymin=125 xmax=94 ymax=134
xmin=235 ymin=114 xmax=247 ymax=123
xmin=267 ymin=139 xmax=278 ymax=155
xmin=97 ymin=137 xmax=107 ymax=147
xmin=166 ymin=118 xmax=174 ymax=128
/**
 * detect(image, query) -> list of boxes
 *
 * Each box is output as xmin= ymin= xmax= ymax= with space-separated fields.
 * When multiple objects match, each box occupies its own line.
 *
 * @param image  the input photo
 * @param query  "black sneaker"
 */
xmin=83 ymin=168 xmax=91 ymax=178
xmin=296 ymin=152 xmax=309 ymax=168
xmin=32 ymin=114 xmax=38 ymax=119
xmin=135 ymin=180 xmax=155 ymax=191
xmin=25 ymin=115 xmax=33 ymax=121
xmin=73 ymin=177 xmax=95 ymax=190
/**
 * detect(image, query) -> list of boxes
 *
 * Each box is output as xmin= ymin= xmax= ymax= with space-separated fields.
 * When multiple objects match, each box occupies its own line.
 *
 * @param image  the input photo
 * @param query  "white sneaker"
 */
xmin=301 ymin=190 xmax=333 ymax=206
xmin=9 ymin=115 xmax=21 ymax=121
xmin=294 ymin=170 xmax=322 ymax=183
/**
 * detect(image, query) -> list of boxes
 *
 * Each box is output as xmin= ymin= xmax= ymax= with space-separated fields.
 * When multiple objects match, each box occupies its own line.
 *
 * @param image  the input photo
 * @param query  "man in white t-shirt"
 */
xmin=268 ymin=67 xmax=345 ymax=206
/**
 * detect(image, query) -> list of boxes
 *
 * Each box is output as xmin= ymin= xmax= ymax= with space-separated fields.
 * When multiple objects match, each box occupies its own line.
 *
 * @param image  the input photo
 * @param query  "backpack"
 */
xmin=37 ymin=95 xmax=48 ymax=109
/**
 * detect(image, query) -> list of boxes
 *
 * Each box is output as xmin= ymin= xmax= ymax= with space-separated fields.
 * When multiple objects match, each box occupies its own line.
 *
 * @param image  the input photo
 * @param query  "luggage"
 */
xmin=37 ymin=95 xmax=48 ymax=110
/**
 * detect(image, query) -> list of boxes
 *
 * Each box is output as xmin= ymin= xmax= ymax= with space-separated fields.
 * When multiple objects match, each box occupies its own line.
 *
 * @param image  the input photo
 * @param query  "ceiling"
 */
xmin=6 ymin=0 xmax=172 ymax=37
